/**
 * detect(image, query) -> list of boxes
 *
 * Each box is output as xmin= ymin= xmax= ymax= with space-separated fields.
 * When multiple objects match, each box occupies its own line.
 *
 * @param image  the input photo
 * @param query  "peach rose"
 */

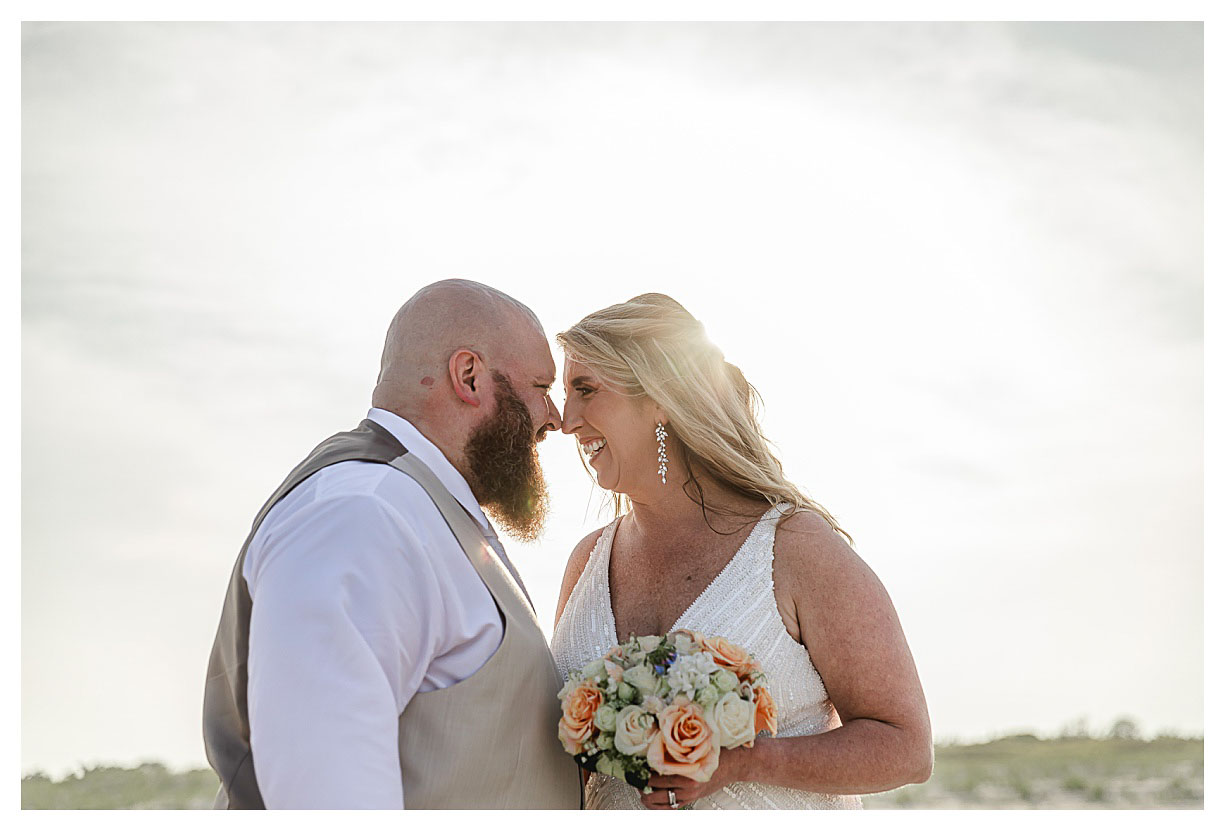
xmin=702 ymin=635 xmax=756 ymax=677
xmin=754 ymin=685 xmax=778 ymax=737
xmin=646 ymin=701 xmax=721 ymax=783
xmin=559 ymin=679 xmax=604 ymax=754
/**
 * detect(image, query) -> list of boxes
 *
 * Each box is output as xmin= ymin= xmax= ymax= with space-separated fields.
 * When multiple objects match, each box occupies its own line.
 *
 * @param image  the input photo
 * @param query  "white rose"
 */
xmin=623 ymin=664 xmax=662 ymax=696
xmin=713 ymin=669 xmax=739 ymax=693
xmin=614 ymin=705 xmax=660 ymax=756
xmin=673 ymin=633 xmax=702 ymax=656
xmin=594 ymin=704 xmax=618 ymax=732
xmin=712 ymin=692 xmax=757 ymax=748
xmin=637 ymin=635 xmax=663 ymax=653
xmin=695 ymin=684 xmax=720 ymax=709
xmin=582 ymin=659 xmax=607 ymax=680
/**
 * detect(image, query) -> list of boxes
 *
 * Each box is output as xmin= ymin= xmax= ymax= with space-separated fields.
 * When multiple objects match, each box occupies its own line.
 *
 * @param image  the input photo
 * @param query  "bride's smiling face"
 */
xmin=560 ymin=358 xmax=665 ymax=495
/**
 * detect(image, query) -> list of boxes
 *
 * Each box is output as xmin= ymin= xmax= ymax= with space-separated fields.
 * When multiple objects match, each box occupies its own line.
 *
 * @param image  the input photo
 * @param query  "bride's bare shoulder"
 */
xmin=773 ymin=508 xmax=866 ymax=589
xmin=554 ymin=523 xmax=613 ymax=626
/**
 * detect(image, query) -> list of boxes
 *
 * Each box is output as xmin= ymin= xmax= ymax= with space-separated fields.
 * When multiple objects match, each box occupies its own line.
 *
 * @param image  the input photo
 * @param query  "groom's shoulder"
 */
xmin=274 ymin=460 xmax=438 ymax=531
xmin=303 ymin=459 xmax=428 ymax=505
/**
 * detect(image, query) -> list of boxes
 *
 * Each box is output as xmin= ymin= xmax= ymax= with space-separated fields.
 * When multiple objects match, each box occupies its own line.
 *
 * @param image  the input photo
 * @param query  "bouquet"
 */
xmin=557 ymin=629 xmax=778 ymax=790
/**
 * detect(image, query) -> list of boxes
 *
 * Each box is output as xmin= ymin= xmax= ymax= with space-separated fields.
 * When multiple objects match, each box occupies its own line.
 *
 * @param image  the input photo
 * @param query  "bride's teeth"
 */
xmin=581 ymin=439 xmax=606 ymax=459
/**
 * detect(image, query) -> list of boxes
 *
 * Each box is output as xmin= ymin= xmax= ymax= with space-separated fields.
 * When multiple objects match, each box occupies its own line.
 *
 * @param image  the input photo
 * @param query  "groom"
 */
xmin=203 ymin=280 xmax=581 ymax=809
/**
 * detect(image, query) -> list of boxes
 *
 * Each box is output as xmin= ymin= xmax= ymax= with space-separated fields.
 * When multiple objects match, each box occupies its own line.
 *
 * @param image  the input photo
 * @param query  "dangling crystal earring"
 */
xmin=655 ymin=422 xmax=668 ymax=484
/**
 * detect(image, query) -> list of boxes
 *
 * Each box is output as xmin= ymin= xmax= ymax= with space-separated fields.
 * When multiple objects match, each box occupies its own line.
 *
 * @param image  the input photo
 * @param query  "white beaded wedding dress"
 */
xmin=550 ymin=504 xmax=862 ymax=810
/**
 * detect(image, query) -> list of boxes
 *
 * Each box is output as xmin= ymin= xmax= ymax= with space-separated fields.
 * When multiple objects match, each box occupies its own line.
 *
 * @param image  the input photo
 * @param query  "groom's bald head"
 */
xmin=372 ymin=279 xmax=545 ymax=413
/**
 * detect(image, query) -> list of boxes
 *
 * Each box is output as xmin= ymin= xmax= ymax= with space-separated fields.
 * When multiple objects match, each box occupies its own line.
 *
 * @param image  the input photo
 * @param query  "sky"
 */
xmin=21 ymin=21 xmax=1203 ymax=777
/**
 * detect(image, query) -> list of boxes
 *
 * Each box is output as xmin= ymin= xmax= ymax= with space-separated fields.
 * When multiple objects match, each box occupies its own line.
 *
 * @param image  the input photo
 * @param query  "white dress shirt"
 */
xmin=244 ymin=408 xmax=507 ymax=809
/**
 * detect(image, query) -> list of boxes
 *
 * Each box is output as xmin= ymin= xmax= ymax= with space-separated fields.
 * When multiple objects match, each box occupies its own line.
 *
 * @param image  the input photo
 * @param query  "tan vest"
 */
xmin=203 ymin=419 xmax=581 ymax=809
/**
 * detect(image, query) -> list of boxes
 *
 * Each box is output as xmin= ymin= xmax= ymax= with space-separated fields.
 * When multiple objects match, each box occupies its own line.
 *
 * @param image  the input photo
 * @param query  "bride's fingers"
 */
xmin=641 ymin=787 xmax=673 ymax=808
xmin=640 ymin=791 xmax=670 ymax=809
xmin=640 ymin=787 xmax=693 ymax=809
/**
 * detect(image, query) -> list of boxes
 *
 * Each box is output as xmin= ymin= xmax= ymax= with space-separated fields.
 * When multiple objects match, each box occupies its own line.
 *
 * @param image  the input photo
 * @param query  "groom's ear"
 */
xmin=448 ymin=348 xmax=487 ymax=407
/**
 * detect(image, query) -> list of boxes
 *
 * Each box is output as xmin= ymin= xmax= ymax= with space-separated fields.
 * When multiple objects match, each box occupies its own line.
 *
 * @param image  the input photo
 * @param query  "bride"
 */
xmin=550 ymin=294 xmax=932 ymax=809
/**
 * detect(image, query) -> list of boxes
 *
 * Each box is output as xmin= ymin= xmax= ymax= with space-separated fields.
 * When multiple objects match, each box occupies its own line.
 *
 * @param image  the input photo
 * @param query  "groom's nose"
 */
xmin=540 ymin=394 xmax=561 ymax=437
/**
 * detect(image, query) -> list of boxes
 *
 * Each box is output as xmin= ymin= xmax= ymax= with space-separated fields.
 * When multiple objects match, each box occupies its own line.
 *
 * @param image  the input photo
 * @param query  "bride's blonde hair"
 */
xmin=557 ymin=293 xmax=851 ymax=543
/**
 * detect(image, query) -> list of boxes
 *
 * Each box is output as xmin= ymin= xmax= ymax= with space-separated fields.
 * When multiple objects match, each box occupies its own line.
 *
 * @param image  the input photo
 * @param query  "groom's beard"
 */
xmin=463 ymin=371 xmax=550 ymax=542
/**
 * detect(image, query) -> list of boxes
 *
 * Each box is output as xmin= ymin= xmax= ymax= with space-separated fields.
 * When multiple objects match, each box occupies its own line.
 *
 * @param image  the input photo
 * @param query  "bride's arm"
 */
xmin=746 ymin=510 xmax=933 ymax=793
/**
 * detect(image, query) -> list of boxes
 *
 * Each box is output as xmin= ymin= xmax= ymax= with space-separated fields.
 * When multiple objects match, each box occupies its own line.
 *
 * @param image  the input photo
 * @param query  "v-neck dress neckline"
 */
xmin=603 ymin=507 xmax=775 ymax=644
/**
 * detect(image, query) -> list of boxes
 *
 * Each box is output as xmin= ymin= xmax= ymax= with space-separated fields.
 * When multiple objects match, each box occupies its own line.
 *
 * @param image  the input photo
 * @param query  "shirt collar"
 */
xmin=366 ymin=407 xmax=495 ymax=535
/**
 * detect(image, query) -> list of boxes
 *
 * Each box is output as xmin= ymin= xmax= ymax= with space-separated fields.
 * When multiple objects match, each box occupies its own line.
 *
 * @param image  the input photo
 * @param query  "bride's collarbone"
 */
xmin=610 ymin=533 xmax=734 ymax=587
xmin=617 ymin=505 xmax=764 ymax=562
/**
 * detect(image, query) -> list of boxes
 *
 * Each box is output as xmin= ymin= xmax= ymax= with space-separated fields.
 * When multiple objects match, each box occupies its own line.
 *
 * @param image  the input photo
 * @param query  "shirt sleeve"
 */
xmin=245 ymin=492 xmax=440 ymax=809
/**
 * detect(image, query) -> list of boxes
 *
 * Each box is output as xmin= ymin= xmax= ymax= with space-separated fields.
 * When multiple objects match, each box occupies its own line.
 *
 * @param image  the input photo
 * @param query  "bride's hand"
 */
xmin=639 ymin=746 xmax=748 ymax=809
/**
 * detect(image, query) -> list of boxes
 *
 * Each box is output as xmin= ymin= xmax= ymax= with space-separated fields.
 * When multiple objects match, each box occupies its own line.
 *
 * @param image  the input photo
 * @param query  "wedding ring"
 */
xmin=668 ymin=789 xmax=677 ymax=808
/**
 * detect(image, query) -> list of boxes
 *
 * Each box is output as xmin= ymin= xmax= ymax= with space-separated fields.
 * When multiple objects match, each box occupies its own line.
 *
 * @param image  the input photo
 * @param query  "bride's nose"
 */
xmin=560 ymin=400 xmax=582 ymax=435
xmin=543 ymin=395 xmax=561 ymax=433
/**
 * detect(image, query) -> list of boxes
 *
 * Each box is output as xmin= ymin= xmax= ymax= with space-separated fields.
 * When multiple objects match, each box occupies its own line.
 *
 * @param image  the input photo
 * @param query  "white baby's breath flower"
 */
xmin=666 ymin=651 xmax=719 ymax=697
